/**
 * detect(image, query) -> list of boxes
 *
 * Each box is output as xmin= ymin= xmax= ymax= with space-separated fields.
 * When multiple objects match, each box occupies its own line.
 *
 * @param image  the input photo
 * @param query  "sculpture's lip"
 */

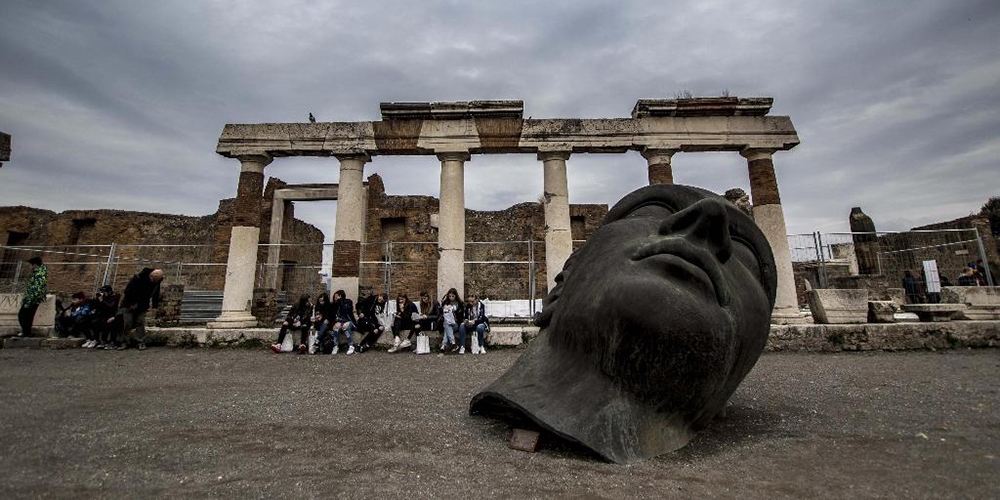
xmin=632 ymin=238 xmax=730 ymax=307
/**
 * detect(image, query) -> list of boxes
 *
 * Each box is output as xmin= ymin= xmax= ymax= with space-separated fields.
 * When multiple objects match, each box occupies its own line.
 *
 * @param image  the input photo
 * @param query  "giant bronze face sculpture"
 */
xmin=470 ymin=184 xmax=777 ymax=463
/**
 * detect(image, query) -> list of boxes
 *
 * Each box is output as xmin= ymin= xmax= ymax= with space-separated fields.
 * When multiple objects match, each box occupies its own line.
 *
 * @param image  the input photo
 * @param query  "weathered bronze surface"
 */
xmin=470 ymin=184 xmax=778 ymax=463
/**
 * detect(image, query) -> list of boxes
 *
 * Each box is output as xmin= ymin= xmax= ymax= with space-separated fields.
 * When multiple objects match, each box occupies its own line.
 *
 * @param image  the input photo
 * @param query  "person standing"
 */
xmin=17 ymin=256 xmax=47 ymax=337
xmin=119 ymin=268 xmax=163 ymax=350
xmin=902 ymin=270 xmax=922 ymax=304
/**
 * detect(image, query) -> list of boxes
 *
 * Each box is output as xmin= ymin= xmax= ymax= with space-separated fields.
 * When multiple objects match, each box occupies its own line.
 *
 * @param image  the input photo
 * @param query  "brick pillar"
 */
xmin=642 ymin=148 xmax=677 ymax=185
xmin=742 ymin=148 xmax=804 ymax=324
xmin=209 ymin=154 xmax=272 ymax=329
xmin=331 ymin=154 xmax=369 ymax=302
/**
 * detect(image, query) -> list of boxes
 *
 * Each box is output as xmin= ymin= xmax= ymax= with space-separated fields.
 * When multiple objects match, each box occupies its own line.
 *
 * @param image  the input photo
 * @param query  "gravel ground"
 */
xmin=0 ymin=347 xmax=997 ymax=498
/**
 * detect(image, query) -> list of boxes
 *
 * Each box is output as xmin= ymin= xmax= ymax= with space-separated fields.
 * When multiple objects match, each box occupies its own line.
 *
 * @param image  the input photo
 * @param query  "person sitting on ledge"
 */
xmin=387 ymin=294 xmax=417 ymax=353
xmin=355 ymin=293 xmax=388 ymax=353
xmin=411 ymin=290 xmax=441 ymax=342
xmin=458 ymin=293 xmax=489 ymax=355
xmin=59 ymin=292 xmax=93 ymax=341
xmin=92 ymin=285 xmax=122 ymax=350
xmin=312 ymin=292 xmax=332 ymax=354
xmin=439 ymin=288 xmax=463 ymax=352
xmin=270 ymin=294 xmax=312 ymax=354
xmin=330 ymin=289 xmax=357 ymax=355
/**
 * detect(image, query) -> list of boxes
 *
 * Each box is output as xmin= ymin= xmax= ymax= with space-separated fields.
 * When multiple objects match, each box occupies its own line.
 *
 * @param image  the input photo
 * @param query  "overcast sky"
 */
xmin=1 ymin=0 xmax=998 ymax=243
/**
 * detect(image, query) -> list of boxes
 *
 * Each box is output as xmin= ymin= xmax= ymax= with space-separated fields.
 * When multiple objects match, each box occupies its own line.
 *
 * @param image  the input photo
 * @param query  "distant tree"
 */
xmin=982 ymin=196 xmax=1000 ymax=236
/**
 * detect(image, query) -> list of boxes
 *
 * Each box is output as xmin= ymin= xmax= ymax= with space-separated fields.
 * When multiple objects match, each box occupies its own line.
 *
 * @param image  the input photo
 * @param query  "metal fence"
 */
xmin=787 ymin=228 xmax=994 ymax=301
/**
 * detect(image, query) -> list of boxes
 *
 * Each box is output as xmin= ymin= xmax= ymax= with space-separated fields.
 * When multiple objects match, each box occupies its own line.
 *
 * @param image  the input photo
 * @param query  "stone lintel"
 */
xmin=217 ymin=115 xmax=799 ymax=157
xmin=381 ymin=100 xmax=524 ymax=120
xmin=632 ymin=97 xmax=773 ymax=118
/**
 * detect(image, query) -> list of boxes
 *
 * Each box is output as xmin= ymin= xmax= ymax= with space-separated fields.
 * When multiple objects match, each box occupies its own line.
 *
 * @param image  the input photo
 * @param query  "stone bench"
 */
xmin=901 ymin=303 xmax=967 ymax=322
xmin=805 ymin=289 xmax=868 ymax=324
xmin=0 ymin=293 xmax=56 ymax=337
xmin=941 ymin=286 xmax=1000 ymax=320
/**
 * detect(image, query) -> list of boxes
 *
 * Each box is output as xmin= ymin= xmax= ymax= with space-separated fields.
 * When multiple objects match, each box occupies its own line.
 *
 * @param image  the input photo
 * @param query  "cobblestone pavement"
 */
xmin=0 ymin=347 xmax=997 ymax=498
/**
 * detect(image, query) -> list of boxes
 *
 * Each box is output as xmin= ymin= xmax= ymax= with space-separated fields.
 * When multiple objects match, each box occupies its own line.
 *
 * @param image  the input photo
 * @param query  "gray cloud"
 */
xmin=1 ymin=0 xmax=998 ymax=240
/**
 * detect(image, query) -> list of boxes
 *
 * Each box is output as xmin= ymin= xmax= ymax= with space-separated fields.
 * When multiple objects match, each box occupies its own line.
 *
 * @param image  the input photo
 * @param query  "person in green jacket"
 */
xmin=18 ymin=256 xmax=47 ymax=337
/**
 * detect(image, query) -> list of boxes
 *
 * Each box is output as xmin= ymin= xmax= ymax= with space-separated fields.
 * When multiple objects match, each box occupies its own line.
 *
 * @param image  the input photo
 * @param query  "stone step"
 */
xmin=3 ymin=337 xmax=85 ymax=349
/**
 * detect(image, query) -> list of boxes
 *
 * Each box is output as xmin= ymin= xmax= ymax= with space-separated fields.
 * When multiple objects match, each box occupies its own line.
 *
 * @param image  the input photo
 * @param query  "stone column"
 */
xmin=266 ymin=195 xmax=285 ymax=288
xmin=539 ymin=151 xmax=573 ymax=292
xmin=642 ymin=148 xmax=677 ymax=185
xmin=741 ymin=148 xmax=804 ymax=324
xmin=208 ymin=154 xmax=272 ymax=329
xmin=331 ymin=154 xmax=369 ymax=303
xmin=437 ymin=151 xmax=469 ymax=301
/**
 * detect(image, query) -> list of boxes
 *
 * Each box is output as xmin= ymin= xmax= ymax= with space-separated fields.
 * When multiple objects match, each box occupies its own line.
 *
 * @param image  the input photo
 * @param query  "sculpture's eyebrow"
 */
xmin=613 ymin=199 xmax=678 ymax=220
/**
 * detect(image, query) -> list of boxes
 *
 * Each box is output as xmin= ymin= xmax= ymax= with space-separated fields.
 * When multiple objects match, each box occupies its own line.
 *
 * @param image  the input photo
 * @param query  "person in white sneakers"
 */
xmin=458 ymin=293 xmax=489 ymax=354
xmin=330 ymin=289 xmax=357 ymax=355
xmin=387 ymin=293 xmax=417 ymax=353
xmin=438 ymin=288 xmax=463 ymax=352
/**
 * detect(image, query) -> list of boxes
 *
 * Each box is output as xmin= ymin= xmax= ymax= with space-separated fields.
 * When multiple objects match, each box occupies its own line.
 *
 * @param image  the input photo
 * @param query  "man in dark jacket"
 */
xmin=120 ymin=268 xmax=163 ymax=350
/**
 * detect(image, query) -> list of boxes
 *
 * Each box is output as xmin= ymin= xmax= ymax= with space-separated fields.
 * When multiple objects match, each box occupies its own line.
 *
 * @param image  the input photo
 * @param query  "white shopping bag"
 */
xmin=415 ymin=334 xmax=430 ymax=355
xmin=470 ymin=334 xmax=480 ymax=354
xmin=281 ymin=335 xmax=294 ymax=353
xmin=307 ymin=332 xmax=318 ymax=354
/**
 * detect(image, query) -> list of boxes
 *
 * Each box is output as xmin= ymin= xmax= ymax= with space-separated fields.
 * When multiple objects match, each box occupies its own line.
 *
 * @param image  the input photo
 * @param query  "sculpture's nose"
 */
xmin=657 ymin=198 xmax=732 ymax=262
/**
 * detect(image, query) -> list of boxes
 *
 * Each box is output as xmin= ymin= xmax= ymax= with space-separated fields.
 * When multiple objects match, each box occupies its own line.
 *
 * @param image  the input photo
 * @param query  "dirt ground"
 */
xmin=0 ymin=347 xmax=997 ymax=499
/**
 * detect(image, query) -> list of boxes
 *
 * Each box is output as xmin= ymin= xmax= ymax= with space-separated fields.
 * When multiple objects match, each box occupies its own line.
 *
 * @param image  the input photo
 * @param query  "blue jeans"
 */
xmin=442 ymin=321 xmax=457 ymax=345
xmin=458 ymin=322 xmax=485 ymax=349
xmin=334 ymin=320 xmax=354 ymax=345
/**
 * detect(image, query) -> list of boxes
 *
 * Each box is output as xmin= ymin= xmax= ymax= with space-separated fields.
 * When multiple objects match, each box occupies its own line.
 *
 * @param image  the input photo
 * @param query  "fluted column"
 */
xmin=741 ymin=148 xmax=804 ymax=324
xmin=209 ymin=154 xmax=272 ymax=329
xmin=437 ymin=151 xmax=469 ymax=300
xmin=331 ymin=154 xmax=369 ymax=302
xmin=539 ymin=150 xmax=573 ymax=292
xmin=642 ymin=148 xmax=677 ymax=185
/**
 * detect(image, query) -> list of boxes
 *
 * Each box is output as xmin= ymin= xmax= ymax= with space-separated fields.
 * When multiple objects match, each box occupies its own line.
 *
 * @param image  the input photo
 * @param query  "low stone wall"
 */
xmin=0 ymin=293 xmax=56 ymax=336
xmin=150 ymin=284 xmax=184 ymax=327
xmin=767 ymin=321 xmax=1000 ymax=352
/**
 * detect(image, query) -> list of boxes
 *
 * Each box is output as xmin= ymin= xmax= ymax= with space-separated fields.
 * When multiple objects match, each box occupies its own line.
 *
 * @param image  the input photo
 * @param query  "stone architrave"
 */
xmin=208 ymin=154 xmax=272 ymax=329
xmin=742 ymin=148 xmax=804 ymax=323
xmin=437 ymin=151 xmax=469 ymax=300
xmin=849 ymin=207 xmax=878 ymax=275
xmin=539 ymin=150 xmax=572 ymax=292
xmin=331 ymin=154 xmax=369 ymax=302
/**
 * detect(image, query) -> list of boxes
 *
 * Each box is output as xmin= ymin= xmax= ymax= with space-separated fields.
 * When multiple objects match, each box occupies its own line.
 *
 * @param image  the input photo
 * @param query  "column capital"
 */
xmin=436 ymin=151 xmax=471 ymax=162
xmin=334 ymin=152 xmax=371 ymax=163
xmin=739 ymin=148 xmax=777 ymax=162
xmin=537 ymin=150 xmax=571 ymax=162
xmin=236 ymin=153 xmax=273 ymax=172
xmin=640 ymin=147 xmax=678 ymax=162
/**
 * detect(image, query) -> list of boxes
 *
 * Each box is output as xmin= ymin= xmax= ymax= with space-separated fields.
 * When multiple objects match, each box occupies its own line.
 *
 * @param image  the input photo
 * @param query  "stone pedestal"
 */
xmin=539 ymin=151 xmax=572 ymax=292
xmin=331 ymin=154 xmax=369 ymax=303
xmin=868 ymin=301 xmax=898 ymax=323
xmin=437 ymin=152 xmax=469 ymax=300
xmin=805 ymin=289 xmax=868 ymax=324
xmin=0 ymin=294 xmax=56 ymax=335
xmin=743 ymin=149 xmax=804 ymax=324
xmin=210 ymin=154 xmax=271 ymax=329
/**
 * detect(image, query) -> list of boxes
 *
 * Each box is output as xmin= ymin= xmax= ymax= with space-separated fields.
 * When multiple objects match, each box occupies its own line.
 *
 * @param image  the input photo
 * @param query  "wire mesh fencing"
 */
xmin=787 ymin=228 xmax=994 ymax=304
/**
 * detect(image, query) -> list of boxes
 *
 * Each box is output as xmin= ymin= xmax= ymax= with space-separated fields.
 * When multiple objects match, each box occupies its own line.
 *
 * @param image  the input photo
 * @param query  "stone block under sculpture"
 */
xmin=469 ymin=184 xmax=778 ymax=464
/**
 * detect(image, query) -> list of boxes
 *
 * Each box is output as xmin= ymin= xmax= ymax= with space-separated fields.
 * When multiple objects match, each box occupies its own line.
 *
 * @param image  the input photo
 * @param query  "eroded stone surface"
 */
xmin=806 ymin=289 xmax=868 ymax=324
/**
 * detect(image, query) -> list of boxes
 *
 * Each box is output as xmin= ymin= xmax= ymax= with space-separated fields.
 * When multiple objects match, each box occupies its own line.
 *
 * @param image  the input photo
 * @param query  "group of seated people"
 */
xmin=55 ymin=285 xmax=127 ymax=350
xmin=269 ymin=287 xmax=491 ymax=355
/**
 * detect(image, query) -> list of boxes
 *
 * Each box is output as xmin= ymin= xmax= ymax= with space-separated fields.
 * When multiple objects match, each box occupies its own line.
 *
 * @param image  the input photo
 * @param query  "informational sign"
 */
xmin=923 ymin=260 xmax=941 ymax=293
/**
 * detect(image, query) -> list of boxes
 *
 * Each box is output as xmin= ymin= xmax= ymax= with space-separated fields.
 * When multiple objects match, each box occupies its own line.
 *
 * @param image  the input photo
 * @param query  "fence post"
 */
xmin=528 ymin=238 xmax=536 ymax=317
xmin=101 ymin=243 xmax=117 ymax=286
xmin=385 ymin=241 xmax=392 ymax=296
xmin=974 ymin=228 xmax=995 ymax=286
xmin=12 ymin=260 xmax=23 ymax=291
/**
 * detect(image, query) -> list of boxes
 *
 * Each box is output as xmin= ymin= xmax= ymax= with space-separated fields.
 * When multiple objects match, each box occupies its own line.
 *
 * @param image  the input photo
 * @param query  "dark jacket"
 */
xmin=121 ymin=268 xmax=161 ymax=313
xmin=464 ymin=301 xmax=489 ymax=330
xmin=313 ymin=300 xmax=333 ymax=323
xmin=393 ymin=301 xmax=418 ymax=330
xmin=333 ymin=298 xmax=357 ymax=324
xmin=356 ymin=295 xmax=384 ymax=331
xmin=417 ymin=300 xmax=441 ymax=329
xmin=92 ymin=293 xmax=120 ymax=322
xmin=285 ymin=303 xmax=314 ymax=328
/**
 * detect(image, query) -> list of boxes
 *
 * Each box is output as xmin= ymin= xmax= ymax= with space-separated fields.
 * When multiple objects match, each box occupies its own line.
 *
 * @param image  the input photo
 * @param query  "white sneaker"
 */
xmin=399 ymin=339 xmax=411 ymax=349
xmin=332 ymin=345 xmax=339 ymax=355
xmin=479 ymin=346 xmax=486 ymax=354
xmin=85 ymin=340 xmax=95 ymax=348
xmin=347 ymin=345 xmax=355 ymax=355
xmin=459 ymin=346 xmax=465 ymax=355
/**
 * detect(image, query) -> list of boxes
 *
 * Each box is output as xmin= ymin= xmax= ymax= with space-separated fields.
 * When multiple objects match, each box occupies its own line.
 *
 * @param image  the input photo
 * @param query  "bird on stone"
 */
xmin=308 ymin=112 xmax=316 ymax=123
